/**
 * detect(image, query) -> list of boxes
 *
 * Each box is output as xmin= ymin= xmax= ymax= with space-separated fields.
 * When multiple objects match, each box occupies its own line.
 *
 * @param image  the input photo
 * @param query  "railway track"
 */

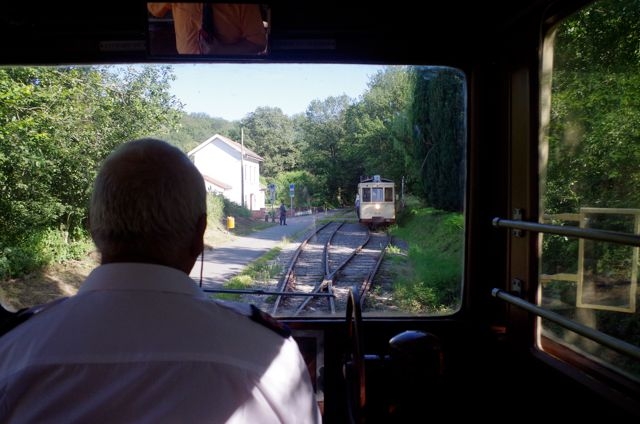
xmin=269 ymin=220 xmax=390 ymax=316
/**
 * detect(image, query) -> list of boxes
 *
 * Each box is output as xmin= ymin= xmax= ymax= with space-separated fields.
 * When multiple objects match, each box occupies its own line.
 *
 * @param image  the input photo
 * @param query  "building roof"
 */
xmin=203 ymin=174 xmax=232 ymax=190
xmin=187 ymin=133 xmax=264 ymax=162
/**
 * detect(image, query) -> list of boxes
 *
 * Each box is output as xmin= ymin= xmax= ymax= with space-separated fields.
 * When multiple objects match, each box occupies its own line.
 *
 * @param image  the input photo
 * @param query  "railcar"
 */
xmin=1 ymin=1 xmax=639 ymax=423
xmin=356 ymin=175 xmax=396 ymax=228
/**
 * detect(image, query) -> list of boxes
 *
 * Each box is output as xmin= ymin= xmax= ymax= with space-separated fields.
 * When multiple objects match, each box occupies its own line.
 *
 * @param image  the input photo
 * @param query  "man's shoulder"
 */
xmin=0 ymin=297 xmax=68 ymax=337
xmin=215 ymin=301 xmax=291 ymax=338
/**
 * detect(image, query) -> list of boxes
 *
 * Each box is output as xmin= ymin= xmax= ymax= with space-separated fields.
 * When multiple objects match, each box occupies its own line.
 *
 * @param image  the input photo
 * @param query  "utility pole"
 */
xmin=289 ymin=183 xmax=295 ymax=215
xmin=240 ymin=128 xmax=245 ymax=208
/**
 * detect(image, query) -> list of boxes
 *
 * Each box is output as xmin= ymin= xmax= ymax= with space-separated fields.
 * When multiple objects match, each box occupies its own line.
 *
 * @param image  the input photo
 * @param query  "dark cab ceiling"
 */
xmin=0 ymin=1 xmax=579 ymax=65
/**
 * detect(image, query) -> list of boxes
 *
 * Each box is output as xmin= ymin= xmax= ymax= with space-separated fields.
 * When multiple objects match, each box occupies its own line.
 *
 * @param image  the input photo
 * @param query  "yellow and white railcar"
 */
xmin=357 ymin=175 xmax=396 ymax=228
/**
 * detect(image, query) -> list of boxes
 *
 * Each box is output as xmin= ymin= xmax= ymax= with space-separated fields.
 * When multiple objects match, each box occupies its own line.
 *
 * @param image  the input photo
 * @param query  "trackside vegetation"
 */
xmin=387 ymin=197 xmax=463 ymax=313
xmin=211 ymin=197 xmax=464 ymax=313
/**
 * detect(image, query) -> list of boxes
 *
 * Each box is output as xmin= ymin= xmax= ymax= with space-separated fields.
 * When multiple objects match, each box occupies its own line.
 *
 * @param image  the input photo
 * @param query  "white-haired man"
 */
xmin=0 ymin=138 xmax=321 ymax=423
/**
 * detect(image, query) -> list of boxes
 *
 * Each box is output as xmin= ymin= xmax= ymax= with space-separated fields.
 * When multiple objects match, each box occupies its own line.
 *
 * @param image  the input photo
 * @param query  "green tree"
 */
xmin=0 ymin=65 xmax=181 ymax=275
xmin=241 ymin=107 xmax=299 ymax=177
xmin=270 ymin=170 xmax=323 ymax=210
xmin=344 ymin=66 xmax=414 ymax=200
xmin=301 ymin=95 xmax=353 ymax=206
xmin=411 ymin=66 xmax=466 ymax=212
xmin=153 ymin=112 xmax=238 ymax=153
xmin=546 ymin=0 xmax=640 ymax=213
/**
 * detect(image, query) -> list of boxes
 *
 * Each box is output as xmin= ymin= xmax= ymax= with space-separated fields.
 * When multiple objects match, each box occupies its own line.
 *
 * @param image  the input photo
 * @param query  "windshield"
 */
xmin=0 ymin=63 xmax=467 ymax=318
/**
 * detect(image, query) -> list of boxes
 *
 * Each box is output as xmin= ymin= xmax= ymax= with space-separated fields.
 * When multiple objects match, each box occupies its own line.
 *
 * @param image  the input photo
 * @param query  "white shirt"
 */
xmin=0 ymin=263 xmax=322 ymax=423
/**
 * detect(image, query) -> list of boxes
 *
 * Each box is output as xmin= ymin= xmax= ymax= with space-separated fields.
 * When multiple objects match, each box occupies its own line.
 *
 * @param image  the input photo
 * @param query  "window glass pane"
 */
xmin=540 ymin=0 xmax=640 ymax=380
xmin=0 ymin=65 xmax=466 ymax=318
xmin=362 ymin=188 xmax=371 ymax=202
xmin=384 ymin=187 xmax=393 ymax=202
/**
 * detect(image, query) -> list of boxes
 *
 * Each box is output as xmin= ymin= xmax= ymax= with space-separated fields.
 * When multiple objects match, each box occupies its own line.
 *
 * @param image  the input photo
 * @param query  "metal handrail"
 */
xmin=202 ymin=288 xmax=334 ymax=296
xmin=492 ymin=217 xmax=640 ymax=246
xmin=492 ymin=288 xmax=640 ymax=360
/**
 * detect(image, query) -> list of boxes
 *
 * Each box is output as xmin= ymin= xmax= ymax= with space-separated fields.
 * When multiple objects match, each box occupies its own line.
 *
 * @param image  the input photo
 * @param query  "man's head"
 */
xmin=90 ymin=138 xmax=207 ymax=273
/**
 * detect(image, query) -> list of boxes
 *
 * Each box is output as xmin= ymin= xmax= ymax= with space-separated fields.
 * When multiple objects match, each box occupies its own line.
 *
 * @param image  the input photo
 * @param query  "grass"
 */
xmin=210 ymin=246 xmax=285 ymax=302
xmin=386 ymin=198 xmax=464 ymax=314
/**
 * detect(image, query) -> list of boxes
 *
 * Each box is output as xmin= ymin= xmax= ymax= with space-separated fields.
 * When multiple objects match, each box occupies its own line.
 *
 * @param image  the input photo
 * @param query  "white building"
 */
xmin=187 ymin=134 xmax=265 ymax=212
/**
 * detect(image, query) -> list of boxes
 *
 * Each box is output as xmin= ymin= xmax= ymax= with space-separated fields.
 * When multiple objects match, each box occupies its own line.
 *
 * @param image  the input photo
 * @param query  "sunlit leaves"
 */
xmin=0 ymin=65 xmax=181 ymax=252
xmin=547 ymin=0 xmax=640 ymax=212
xmin=241 ymin=107 xmax=299 ymax=177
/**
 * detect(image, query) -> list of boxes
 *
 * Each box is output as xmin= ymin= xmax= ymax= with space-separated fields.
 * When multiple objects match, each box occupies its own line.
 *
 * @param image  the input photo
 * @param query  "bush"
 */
xmin=223 ymin=197 xmax=251 ymax=219
xmin=206 ymin=193 xmax=225 ymax=229
xmin=0 ymin=227 xmax=93 ymax=279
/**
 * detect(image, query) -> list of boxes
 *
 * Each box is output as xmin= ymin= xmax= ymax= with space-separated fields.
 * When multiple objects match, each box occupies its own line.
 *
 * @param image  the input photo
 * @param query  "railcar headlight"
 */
xmin=375 ymin=203 xmax=381 ymax=210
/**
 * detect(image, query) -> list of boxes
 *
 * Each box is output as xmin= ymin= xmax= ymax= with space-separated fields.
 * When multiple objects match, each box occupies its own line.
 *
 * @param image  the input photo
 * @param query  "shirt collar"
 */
xmin=79 ymin=263 xmax=207 ymax=299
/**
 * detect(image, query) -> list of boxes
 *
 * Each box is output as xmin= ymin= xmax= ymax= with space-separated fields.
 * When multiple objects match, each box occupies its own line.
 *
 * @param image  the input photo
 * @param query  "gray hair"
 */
xmin=90 ymin=138 xmax=206 ymax=261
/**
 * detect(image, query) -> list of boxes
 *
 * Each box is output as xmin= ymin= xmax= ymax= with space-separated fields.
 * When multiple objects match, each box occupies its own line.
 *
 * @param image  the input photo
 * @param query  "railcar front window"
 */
xmin=540 ymin=0 xmax=640 ymax=380
xmin=0 ymin=64 xmax=466 ymax=319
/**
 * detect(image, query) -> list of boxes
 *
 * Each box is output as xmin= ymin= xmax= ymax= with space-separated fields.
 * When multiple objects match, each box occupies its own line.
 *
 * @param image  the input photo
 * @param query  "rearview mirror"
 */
xmin=147 ymin=3 xmax=270 ymax=57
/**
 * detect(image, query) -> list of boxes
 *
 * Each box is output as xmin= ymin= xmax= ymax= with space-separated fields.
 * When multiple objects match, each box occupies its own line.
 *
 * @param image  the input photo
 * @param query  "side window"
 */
xmin=540 ymin=0 xmax=640 ymax=381
xmin=384 ymin=187 xmax=393 ymax=202
xmin=362 ymin=188 xmax=371 ymax=202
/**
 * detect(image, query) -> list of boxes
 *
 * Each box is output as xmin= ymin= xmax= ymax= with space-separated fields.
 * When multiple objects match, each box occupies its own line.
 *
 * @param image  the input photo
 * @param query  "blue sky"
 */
xmin=169 ymin=64 xmax=385 ymax=121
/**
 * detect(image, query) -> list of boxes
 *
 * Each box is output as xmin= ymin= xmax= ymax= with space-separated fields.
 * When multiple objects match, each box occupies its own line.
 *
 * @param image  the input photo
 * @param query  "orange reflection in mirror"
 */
xmin=147 ymin=3 xmax=269 ymax=56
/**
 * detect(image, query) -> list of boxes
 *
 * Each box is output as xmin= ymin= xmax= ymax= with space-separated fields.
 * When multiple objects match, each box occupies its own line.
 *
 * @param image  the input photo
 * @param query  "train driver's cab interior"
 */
xmin=0 ymin=1 xmax=639 ymax=422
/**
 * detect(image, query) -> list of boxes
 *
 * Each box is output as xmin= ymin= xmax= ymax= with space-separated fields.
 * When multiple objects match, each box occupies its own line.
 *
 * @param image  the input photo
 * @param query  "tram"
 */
xmin=0 ymin=1 xmax=639 ymax=422
xmin=356 ymin=175 xmax=396 ymax=228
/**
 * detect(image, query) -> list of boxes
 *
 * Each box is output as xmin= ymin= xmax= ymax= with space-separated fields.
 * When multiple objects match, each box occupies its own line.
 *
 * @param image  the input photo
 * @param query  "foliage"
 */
xmin=344 ymin=66 xmax=414 ymax=201
xmin=547 ymin=0 xmax=640 ymax=211
xmin=0 ymin=62 xmax=470 ymax=287
xmin=222 ymin=196 xmax=251 ymax=219
xmin=543 ymin=0 xmax=640 ymax=271
xmin=211 ymin=247 xmax=283 ymax=301
xmin=537 ymin=1 xmax=640 ymax=374
xmin=0 ymin=65 xmax=182 ymax=277
xmin=153 ymin=112 xmax=239 ymax=153
xmin=410 ymin=67 xmax=466 ymax=212
xmin=206 ymin=193 xmax=226 ymax=230
xmin=300 ymin=95 xmax=353 ymax=206
xmin=241 ymin=107 xmax=299 ymax=177
xmin=268 ymin=170 xmax=327 ymax=210
xmin=211 ymin=275 xmax=254 ymax=301
xmin=242 ymin=248 xmax=283 ymax=281
xmin=0 ymin=227 xmax=93 ymax=279
xmin=388 ymin=198 xmax=463 ymax=312
xmin=151 ymin=64 xmax=465 ymax=215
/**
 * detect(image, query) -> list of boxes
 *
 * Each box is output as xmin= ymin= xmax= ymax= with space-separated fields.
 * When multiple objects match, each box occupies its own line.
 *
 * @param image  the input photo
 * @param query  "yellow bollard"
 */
xmin=226 ymin=216 xmax=235 ymax=230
